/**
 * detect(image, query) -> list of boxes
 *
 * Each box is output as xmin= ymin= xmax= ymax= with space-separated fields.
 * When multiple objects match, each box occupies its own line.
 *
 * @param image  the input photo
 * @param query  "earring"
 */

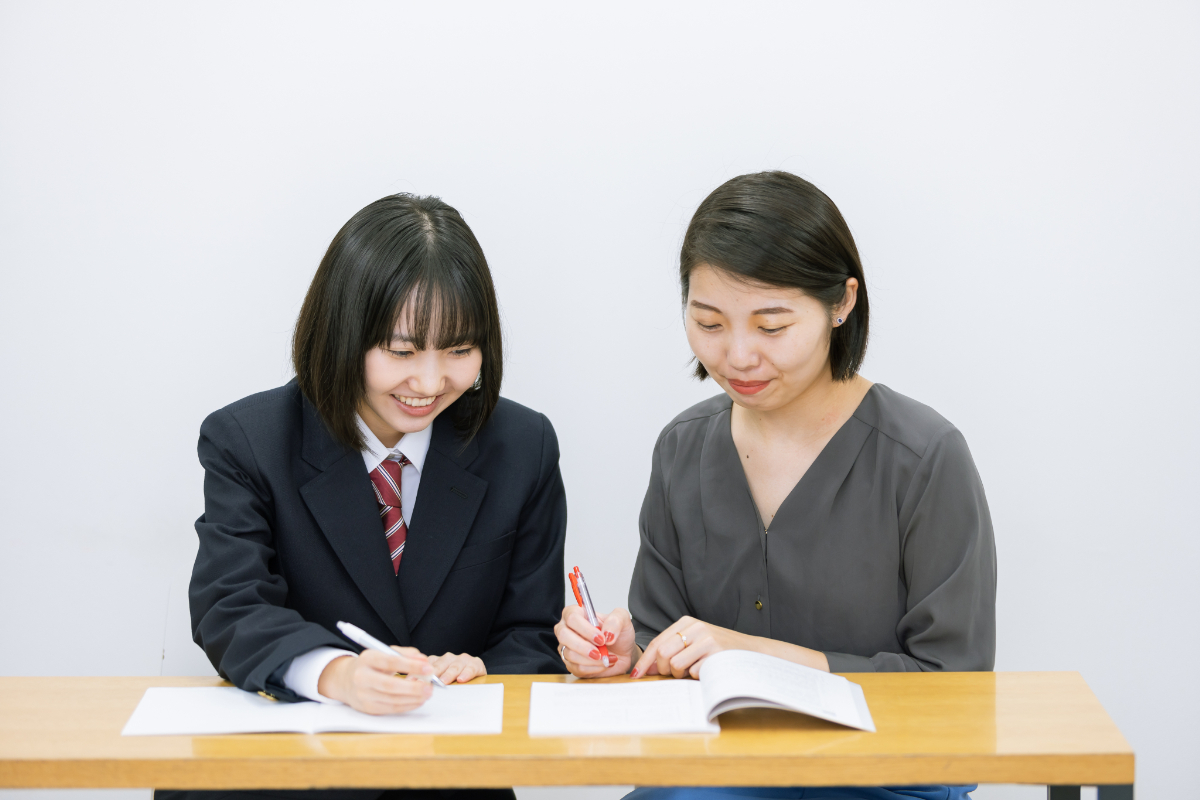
xmin=471 ymin=371 xmax=483 ymax=391
xmin=836 ymin=317 xmax=844 ymax=326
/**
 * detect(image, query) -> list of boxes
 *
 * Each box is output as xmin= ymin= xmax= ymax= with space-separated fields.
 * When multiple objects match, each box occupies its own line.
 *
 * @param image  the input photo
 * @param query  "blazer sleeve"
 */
xmin=628 ymin=433 xmax=692 ymax=650
xmin=190 ymin=408 xmax=349 ymax=700
xmin=824 ymin=426 xmax=997 ymax=672
xmin=478 ymin=413 xmax=568 ymax=674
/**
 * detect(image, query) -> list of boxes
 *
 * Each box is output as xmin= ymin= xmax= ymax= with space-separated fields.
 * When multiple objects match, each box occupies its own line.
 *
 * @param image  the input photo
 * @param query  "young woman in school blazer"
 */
xmin=554 ymin=172 xmax=996 ymax=800
xmin=166 ymin=194 xmax=566 ymax=800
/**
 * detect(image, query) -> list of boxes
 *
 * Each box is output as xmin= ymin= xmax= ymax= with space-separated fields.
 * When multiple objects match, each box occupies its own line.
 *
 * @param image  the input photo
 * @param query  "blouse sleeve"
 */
xmin=824 ymin=425 xmax=997 ymax=672
xmin=628 ymin=434 xmax=692 ymax=650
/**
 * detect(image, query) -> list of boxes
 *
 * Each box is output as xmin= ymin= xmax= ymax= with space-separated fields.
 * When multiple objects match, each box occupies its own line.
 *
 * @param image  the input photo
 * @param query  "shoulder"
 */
xmin=854 ymin=383 xmax=961 ymax=460
xmin=646 ymin=393 xmax=732 ymax=471
xmin=482 ymin=396 xmax=553 ymax=439
xmin=657 ymin=393 xmax=732 ymax=444
xmin=200 ymin=381 xmax=303 ymax=446
xmin=454 ymin=395 xmax=558 ymax=465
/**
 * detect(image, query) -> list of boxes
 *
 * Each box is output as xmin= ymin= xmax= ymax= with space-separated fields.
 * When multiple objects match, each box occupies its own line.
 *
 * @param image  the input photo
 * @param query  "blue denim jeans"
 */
xmin=622 ymin=786 xmax=975 ymax=800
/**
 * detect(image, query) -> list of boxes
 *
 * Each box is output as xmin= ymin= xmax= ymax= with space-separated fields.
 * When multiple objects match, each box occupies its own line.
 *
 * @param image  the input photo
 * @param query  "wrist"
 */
xmin=316 ymin=655 xmax=354 ymax=702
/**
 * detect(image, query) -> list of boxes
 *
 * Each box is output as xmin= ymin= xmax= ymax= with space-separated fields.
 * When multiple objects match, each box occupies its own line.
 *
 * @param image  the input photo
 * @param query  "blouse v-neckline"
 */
xmin=716 ymin=384 xmax=880 ymax=538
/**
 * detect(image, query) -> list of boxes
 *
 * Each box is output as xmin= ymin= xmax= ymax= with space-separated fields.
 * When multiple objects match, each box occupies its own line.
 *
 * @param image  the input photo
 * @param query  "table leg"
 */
xmin=1047 ymin=788 xmax=1080 ymax=800
xmin=1097 ymin=786 xmax=1133 ymax=800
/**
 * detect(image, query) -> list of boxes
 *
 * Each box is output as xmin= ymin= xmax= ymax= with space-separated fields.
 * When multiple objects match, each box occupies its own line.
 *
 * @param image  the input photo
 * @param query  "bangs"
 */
xmin=377 ymin=262 xmax=491 ymax=352
xmin=294 ymin=192 xmax=503 ymax=450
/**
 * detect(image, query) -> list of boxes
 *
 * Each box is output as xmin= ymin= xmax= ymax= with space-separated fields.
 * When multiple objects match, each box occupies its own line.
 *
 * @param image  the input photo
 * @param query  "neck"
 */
xmin=734 ymin=372 xmax=868 ymax=443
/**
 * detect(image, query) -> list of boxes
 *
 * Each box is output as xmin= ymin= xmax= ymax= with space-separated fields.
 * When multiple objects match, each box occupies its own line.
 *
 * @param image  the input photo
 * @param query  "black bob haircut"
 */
xmin=293 ymin=193 xmax=502 ymax=451
xmin=680 ymin=171 xmax=869 ymax=382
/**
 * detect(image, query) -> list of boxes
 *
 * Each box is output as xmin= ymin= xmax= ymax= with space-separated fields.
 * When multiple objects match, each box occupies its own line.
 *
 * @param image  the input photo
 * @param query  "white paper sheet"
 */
xmin=527 ymin=680 xmax=720 ymax=736
xmin=122 ymin=685 xmax=504 ymax=736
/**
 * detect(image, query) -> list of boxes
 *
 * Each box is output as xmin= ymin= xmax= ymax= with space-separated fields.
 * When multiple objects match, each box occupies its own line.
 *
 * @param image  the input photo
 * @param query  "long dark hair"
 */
xmin=293 ymin=193 xmax=502 ymax=450
xmin=680 ymin=171 xmax=869 ymax=381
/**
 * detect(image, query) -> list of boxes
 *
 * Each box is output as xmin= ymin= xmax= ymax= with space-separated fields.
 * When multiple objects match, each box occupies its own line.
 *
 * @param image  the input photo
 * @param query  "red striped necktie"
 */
xmin=369 ymin=456 xmax=409 ymax=575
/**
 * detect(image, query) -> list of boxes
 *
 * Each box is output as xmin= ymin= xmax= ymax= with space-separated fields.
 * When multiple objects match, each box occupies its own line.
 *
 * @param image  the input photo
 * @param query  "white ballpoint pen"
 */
xmin=336 ymin=621 xmax=448 ymax=688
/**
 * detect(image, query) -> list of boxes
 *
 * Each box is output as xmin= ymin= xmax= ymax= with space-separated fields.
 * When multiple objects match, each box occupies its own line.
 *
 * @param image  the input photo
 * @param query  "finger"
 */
xmin=457 ymin=658 xmax=485 ymax=682
xmin=641 ymin=624 xmax=684 ymax=676
xmin=390 ymin=645 xmax=426 ymax=659
xmin=452 ymin=661 xmax=478 ymax=683
xmin=564 ymin=609 xmax=605 ymax=647
xmin=365 ymin=669 xmax=435 ymax=698
xmin=557 ymin=624 xmax=600 ymax=662
xmin=598 ymin=608 xmax=631 ymax=646
xmin=631 ymin=638 xmax=658 ymax=678
xmin=364 ymin=684 xmax=432 ymax=715
xmin=669 ymin=635 xmax=710 ymax=678
xmin=440 ymin=662 xmax=465 ymax=684
xmin=362 ymin=648 xmax=430 ymax=677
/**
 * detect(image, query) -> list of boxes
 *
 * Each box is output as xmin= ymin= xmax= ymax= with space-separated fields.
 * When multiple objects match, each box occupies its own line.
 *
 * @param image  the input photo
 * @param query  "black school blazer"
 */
xmin=189 ymin=380 xmax=567 ymax=700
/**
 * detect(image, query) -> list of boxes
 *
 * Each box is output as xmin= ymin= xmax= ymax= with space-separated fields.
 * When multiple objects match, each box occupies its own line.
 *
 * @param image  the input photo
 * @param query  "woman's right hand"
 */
xmin=317 ymin=646 xmax=434 ymax=715
xmin=555 ymin=605 xmax=638 ymax=678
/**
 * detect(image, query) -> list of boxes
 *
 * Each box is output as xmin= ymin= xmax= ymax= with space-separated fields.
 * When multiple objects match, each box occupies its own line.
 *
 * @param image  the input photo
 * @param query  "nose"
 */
xmin=725 ymin=331 xmax=760 ymax=373
xmin=406 ymin=352 xmax=444 ymax=396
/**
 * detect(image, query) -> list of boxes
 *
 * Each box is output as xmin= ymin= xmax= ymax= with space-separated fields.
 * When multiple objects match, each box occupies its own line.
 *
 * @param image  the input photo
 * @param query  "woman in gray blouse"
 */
xmin=554 ymin=171 xmax=995 ymax=800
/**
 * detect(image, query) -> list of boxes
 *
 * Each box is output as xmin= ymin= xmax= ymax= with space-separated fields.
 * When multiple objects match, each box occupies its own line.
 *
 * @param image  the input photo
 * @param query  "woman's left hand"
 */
xmin=428 ymin=652 xmax=487 ymax=683
xmin=631 ymin=616 xmax=751 ymax=679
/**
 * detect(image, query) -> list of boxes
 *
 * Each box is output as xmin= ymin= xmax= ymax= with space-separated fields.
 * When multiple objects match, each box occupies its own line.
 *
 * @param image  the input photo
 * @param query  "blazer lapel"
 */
xmin=398 ymin=414 xmax=487 ymax=629
xmin=298 ymin=397 xmax=411 ymax=645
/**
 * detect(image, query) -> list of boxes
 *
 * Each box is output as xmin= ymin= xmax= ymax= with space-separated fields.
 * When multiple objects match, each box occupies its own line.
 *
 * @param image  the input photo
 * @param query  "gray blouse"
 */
xmin=628 ymin=384 xmax=996 ymax=672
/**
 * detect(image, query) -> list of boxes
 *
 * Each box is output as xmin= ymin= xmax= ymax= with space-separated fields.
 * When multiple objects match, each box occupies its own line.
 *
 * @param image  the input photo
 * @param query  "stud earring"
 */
xmin=836 ymin=317 xmax=844 ymax=325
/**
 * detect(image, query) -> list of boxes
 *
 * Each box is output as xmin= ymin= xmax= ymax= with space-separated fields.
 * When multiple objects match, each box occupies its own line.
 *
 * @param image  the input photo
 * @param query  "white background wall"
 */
xmin=1 ymin=2 xmax=1196 ymax=799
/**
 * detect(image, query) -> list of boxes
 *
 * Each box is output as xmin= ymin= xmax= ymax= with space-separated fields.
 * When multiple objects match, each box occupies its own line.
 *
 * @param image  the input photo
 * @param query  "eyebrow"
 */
xmin=689 ymin=300 xmax=793 ymax=315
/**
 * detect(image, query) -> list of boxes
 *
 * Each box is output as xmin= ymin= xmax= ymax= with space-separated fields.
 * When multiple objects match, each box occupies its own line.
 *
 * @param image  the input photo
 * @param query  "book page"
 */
xmin=122 ymin=684 xmax=504 ymax=736
xmin=699 ymin=650 xmax=875 ymax=732
xmin=528 ymin=680 xmax=720 ymax=736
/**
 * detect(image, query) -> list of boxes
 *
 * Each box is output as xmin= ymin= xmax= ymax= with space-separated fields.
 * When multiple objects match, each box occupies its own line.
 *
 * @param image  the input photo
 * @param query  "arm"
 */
xmin=824 ymin=427 xmax=997 ymax=672
xmin=477 ymin=413 xmax=568 ymax=674
xmin=627 ymin=433 xmax=692 ymax=651
xmin=193 ymin=408 xmax=435 ymax=711
xmin=189 ymin=408 xmax=352 ymax=700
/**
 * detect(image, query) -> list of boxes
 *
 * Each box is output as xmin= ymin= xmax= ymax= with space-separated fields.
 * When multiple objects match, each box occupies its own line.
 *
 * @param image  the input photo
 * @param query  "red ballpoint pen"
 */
xmin=569 ymin=566 xmax=610 ymax=667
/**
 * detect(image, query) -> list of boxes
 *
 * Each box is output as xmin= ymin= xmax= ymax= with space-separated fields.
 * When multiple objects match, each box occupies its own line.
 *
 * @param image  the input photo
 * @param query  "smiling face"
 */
xmin=685 ymin=264 xmax=857 ymax=413
xmin=357 ymin=310 xmax=484 ymax=448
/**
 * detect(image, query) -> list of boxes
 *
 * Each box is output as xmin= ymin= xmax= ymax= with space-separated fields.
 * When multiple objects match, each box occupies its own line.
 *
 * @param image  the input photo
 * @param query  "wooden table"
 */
xmin=0 ymin=673 xmax=1132 ymax=799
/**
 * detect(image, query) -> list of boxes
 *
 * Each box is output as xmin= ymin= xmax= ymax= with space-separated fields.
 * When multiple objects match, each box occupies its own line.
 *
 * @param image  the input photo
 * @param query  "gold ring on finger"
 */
xmin=677 ymin=632 xmax=688 ymax=645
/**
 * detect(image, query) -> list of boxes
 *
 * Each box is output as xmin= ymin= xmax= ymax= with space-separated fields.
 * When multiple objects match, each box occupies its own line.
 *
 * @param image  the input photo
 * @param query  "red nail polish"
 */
xmin=606 ymin=632 xmax=615 ymax=643
xmin=593 ymin=635 xmax=605 ymax=646
xmin=630 ymin=668 xmax=639 ymax=678
xmin=589 ymin=649 xmax=600 ymax=660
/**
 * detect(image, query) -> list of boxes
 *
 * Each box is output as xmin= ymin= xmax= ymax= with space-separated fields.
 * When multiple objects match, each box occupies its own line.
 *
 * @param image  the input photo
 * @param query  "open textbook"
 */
xmin=528 ymin=650 xmax=874 ymax=736
xmin=122 ymin=684 xmax=504 ymax=736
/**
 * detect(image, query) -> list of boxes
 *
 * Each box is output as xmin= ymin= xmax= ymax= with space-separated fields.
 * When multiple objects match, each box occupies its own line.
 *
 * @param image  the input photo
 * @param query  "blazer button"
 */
xmin=755 ymin=600 xmax=763 ymax=610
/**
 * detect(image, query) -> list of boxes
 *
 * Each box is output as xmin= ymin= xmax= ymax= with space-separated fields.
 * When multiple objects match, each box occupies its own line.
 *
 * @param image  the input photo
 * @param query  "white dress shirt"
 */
xmin=281 ymin=415 xmax=433 ymax=703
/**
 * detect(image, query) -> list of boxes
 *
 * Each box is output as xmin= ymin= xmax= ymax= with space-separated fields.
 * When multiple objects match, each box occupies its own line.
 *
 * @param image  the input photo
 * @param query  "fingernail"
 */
xmin=593 ymin=634 xmax=604 ymax=645
xmin=605 ymin=632 xmax=615 ymax=643
xmin=589 ymin=649 xmax=600 ymax=660
xmin=630 ymin=668 xmax=639 ymax=678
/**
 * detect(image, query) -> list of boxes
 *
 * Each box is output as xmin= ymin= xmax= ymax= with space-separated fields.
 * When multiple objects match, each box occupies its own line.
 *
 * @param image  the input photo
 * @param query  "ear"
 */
xmin=833 ymin=278 xmax=859 ymax=326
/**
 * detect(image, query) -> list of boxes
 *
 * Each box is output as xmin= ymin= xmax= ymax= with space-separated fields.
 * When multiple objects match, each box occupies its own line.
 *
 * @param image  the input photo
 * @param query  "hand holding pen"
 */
xmin=553 ymin=566 xmax=640 ymax=678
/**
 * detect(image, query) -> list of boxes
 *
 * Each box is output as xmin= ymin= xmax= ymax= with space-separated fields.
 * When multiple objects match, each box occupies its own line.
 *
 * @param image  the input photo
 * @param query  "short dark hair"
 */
xmin=680 ymin=171 xmax=869 ymax=381
xmin=293 ymin=193 xmax=502 ymax=450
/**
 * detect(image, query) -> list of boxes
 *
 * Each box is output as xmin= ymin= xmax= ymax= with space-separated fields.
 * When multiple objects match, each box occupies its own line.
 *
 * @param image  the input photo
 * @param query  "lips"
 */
xmin=392 ymin=394 xmax=441 ymax=417
xmin=727 ymin=379 xmax=770 ymax=395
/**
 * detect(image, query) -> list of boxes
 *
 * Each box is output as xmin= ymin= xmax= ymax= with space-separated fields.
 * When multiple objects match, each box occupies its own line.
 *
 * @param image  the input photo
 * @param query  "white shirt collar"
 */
xmin=356 ymin=415 xmax=433 ymax=475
